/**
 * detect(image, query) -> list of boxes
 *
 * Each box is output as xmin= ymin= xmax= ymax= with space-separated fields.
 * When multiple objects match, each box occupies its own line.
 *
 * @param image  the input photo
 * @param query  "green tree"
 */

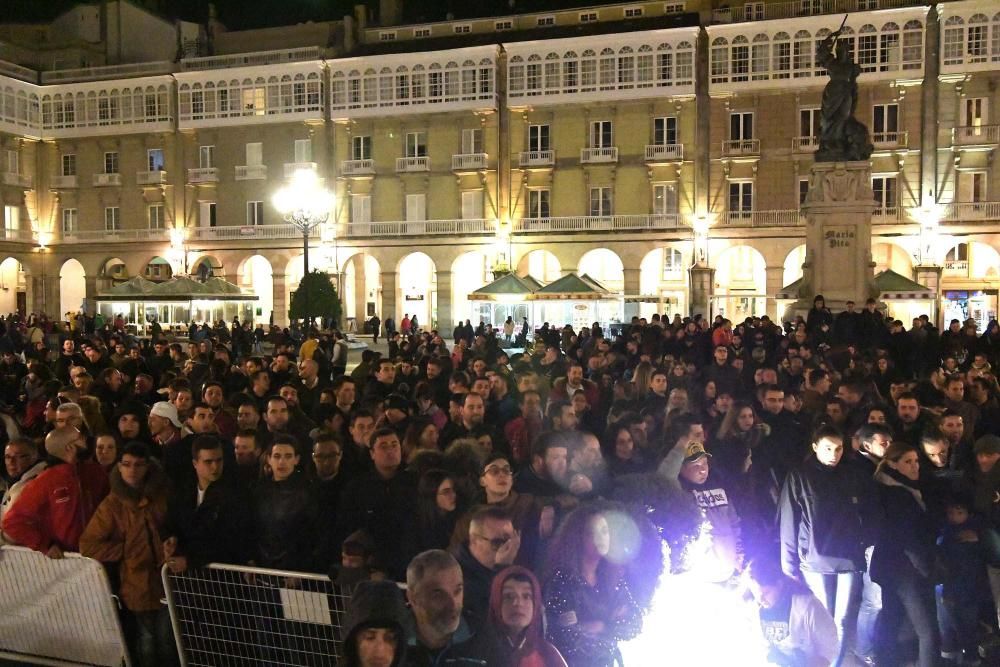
xmin=289 ymin=270 xmax=342 ymax=326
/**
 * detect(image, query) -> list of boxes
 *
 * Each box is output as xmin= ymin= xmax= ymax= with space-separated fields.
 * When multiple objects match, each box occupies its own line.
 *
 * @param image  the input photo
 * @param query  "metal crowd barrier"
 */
xmin=162 ymin=563 xmax=354 ymax=667
xmin=0 ymin=546 xmax=131 ymax=666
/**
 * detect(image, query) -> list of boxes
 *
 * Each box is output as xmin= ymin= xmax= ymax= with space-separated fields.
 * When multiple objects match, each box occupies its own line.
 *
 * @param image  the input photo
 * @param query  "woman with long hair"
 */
xmin=402 ymin=417 xmax=439 ymax=463
xmin=630 ymin=361 xmax=654 ymax=404
xmin=542 ymin=502 xmax=643 ymax=667
xmin=870 ymin=442 xmax=939 ymax=667
xmin=602 ymin=422 xmax=646 ymax=477
xmin=402 ymin=468 xmax=461 ymax=559
xmin=712 ymin=401 xmax=765 ymax=479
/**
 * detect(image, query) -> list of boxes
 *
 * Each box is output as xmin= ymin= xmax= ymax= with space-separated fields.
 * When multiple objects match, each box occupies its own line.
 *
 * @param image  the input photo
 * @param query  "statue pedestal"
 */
xmin=791 ymin=161 xmax=878 ymax=317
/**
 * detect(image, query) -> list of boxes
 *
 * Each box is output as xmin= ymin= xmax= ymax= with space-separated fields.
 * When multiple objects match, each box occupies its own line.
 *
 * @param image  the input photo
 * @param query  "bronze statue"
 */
xmin=815 ymin=18 xmax=873 ymax=162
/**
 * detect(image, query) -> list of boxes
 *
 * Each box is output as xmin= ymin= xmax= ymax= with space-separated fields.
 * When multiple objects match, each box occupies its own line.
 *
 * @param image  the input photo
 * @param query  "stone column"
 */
xmin=688 ymin=266 xmax=715 ymax=319
xmin=84 ymin=275 xmax=100 ymax=314
xmin=381 ymin=271 xmax=397 ymax=324
xmin=920 ymin=8 xmax=940 ymax=206
xmin=272 ymin=273 xmax=287 ymax=326
xmin=914 ymin=264 xmax=943 ymax=327
xmin=796 ymin=161 xmax=878 ymax=315
xmin=436 ymin=270 xmax=453 ymax=332
xmin=623 ymin=268 xmax=641 ymax=320
xmin=765 ymin=266 xmax=785 ymax=322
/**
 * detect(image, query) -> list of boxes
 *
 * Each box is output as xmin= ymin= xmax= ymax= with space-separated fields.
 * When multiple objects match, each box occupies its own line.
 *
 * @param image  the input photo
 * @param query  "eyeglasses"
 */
xmin=484 ymin=465 xmax=513 ymax=477
xmin=472 ymin=533 xmax=512 ymax=551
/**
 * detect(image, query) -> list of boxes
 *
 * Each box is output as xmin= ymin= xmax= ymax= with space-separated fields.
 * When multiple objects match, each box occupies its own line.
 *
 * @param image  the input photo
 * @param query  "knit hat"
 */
xmin=149 ymin=401 xmax=182 ymax=428
xmin=974 ymin=435 xmax=1000 ymax=456
xmin=383 ymin=394 xmax=410 ymax=414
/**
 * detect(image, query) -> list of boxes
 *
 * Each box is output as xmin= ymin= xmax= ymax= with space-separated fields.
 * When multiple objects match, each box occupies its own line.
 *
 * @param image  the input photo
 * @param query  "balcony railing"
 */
xmin=793 ymin=136 xmax=818 ymax=151
xmin=580 ymin=147 xmax=619 ymax=164
xmin=872 ymin=131 xmax=908 ymax=149
xmin=953 ymin=125 xmax=1000 ymax=147
xmin=518 ymin=150 xmax=555 ymax=167
xmin=452 ymin=153 xmax=489 ymax=170
xmin=60 ymin=228 xmax=171 ymax=244
xmin=180 ymin=47 xmax=323 ymax=71
xmin=723 ymin=210 xmax=804 ymax=226
xmin=51 ymin=175 xmax=78 ymax=189
xmin=92 ymin=173 xmax=122 ymax=187
xmin=341 ymin=159 xmax=375 ymax=176
xmin=0 ymin=227 xmax=36 ymax=242
xmin=40 ymin=61 xmax=174 ymax=84
xmin=871 ymin=206 xmax=901 ymax=223
xmin=284 ymin=162 xmax=317 ymax=178
xmin=188 ymin=168 xmax=219 ymax=183
xmin=396 ymin=156 xmax=430 ymax=172
xmin=722 ymin=139 xmax=760 ymax=156
xmin=0 ymin=59 xmax=38 ymax=83
xmin=185 ymin=223 xmax=323 ymax=242
xmin=346 ymin=219 xmax=493 ymax=237
xmin=235 ymin=165 xmax=268 ymax=180
xmin=2 ymin=173 xmax=31 ymax=188
xmin=943 ymin=201 xmax=1000 ymax=222
xmin=711 ymin=0 xmax=922 ymax=24
xmin=513 ymin=214 xmax=680 ymax=233
xmin=136 ymin=170 xmax=167 ymax=186
xmin=645 ymin=144 xmax=684 ymax=161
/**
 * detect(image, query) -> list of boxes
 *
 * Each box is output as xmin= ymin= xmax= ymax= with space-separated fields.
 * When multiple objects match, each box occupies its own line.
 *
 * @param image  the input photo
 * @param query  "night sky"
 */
xmin=0 ymin=0 xmax=608 ymax=31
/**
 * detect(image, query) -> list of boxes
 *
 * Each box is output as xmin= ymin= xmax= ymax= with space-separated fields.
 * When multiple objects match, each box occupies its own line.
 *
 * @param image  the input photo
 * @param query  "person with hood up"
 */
xmin=80 ymin=441 xmax=176 ymax=666
xmin=466 ymin=565 xmax=568 ymax=667
xmin=342 ymin=580 xmax=412 ymax=667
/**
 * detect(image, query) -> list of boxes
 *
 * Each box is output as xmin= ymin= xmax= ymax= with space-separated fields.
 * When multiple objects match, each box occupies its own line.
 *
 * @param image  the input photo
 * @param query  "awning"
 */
xmin=775 ymin=278 xmax=802 ymax=300
xmin=875 ymin=269 xmax=935 ymax=300
xmin=530 ymin=272 xmax=614 ymax=301
xmin=96 ymin=276 xmax=257 ymax=301
xmin=468 ymin=273 xmax=538 ymax=301
xmin=101 ymin=275 xmax=157 ymax=297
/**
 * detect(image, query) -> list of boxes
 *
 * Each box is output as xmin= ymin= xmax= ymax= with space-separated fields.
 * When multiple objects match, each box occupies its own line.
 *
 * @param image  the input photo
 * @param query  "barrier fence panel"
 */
xmin=162 ymin=563 xmax=353 ymax=667
xmin=0 ymin=546 xmax=130 ymax=666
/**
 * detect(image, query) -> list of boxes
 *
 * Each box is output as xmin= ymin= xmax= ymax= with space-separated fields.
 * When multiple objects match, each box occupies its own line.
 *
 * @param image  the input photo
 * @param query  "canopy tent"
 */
xmin=529 ymin=272 xmax=621 ymax=332
xmin=95 ymin=276 xmax=257 ymax=332
xmin=530 ymin=272 xmax=613 ymax=300
xmin=467 ymin=273 xmax=536 ymax=330
xmin=873 ymin=269 xmax=935 ymax=300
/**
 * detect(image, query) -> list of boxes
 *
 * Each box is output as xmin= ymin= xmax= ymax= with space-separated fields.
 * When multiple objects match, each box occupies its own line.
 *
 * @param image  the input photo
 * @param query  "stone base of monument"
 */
xmin=785 ymin=161 xmax=880 ymax=320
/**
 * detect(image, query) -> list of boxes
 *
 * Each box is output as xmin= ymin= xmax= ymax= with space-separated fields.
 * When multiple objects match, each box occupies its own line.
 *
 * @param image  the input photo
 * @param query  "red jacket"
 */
xmin=2 ymin=461 xmax=109 ymax=553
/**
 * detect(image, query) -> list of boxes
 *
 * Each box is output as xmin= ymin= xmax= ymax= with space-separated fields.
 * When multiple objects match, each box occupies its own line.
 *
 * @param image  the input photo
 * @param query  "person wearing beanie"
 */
xmin=342 ymin=580 xmax=411 ymax=667
xmin=2 ymin=427 xmax=109 ymax=557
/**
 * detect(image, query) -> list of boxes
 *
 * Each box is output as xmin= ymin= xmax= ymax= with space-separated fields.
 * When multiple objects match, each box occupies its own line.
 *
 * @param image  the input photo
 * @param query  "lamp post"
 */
xmin=273 ymin=169 xmax=333 ymax=325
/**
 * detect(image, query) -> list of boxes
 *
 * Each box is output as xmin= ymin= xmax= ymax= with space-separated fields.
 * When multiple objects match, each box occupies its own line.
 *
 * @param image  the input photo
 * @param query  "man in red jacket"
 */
xmin=2 ymin=427 xmax=109 ymax=558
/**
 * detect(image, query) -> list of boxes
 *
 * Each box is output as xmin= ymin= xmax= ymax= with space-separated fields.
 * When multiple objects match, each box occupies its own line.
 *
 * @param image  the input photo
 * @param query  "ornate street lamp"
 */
xmin=273 ymin=169 xmax=333 ymax=323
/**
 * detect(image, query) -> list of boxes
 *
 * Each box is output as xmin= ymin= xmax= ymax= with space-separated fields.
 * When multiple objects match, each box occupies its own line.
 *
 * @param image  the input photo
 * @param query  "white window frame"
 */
xmin=590 ymin=120 xmax=613 ymax=148
xmin=871 ymin=175 xmax=897 ymax=210
xmin=461 ymin=128 xmax=483 ymax=154
xmin=624 ymin=6 xmax=644 ymax=18
xmin=653 ymin=117 xmax=678 ymax=145
xmin=351 ymin=194 xmax=372 ymax=223
xmin=958 ymin=171 xmax=988 ymax=203
xmin=799 ymin=108 xmax=820 ymax=141
xmin=589 ymin=186 xmax=613 ymax=216
xmin=199 ymin=145 xmax=215 ymax=169
xmin=872 ymin=103 xmax=899 ymax=135
xmin=536 ymin=15 xmax=555 ymax=26
xmin=729 ymin=112 xmax=753 ymax=141
xmin=352 ymin=136 xmax=372 ymax=161
xmin=246 ymin=142 xmax=263 ymax=166
xmin=461 ymin=191 xmax=484 ymax=220
xmin=663 ymin=247 xmax=684 ymax=280
xmin=199 ymin=201 xmax=217 ymax=228
xmin=405 ymin=193 xmax=427 ymax=222
xmin=653 ymin=183 xmax=678 ymax=215
xmin=62 ymin=208 xmax=78 ymax=233
xmin=148 ymin=203 xmax=166 ymax=229
xmin=963 ymin=97 xmax=987 ymax=128
xmin=528 ymin=124 xmax=550 ymax=152
xmin=247 ymin=200 xmax=264 ymax=225
xmin=3 ymin=205 xmax=19 ymax=230
xmin=5 ymin=150 xmax=18 ymax=174
xmin=528 ymin=189 xmax=550 ymax=218
xmin=799 ymin=178 xmax=810 ymax=207
xmin=147 ymin=148 xmax=164 ymax=172
xmin=294 ymin=139 xmax=312 ymax=163
xmin=104 ymin=206 xmax=121 ymax=232
xmin=104 ymin=151 xmax=119 ymax=174
xmin=580 ymin=11 xmax=598 ymax=22
xmin=61 ymin=154 xmax=76 ymax=177
xmin=405 ymin=132 xmax=427 ymax=158
xmin=728 ymin=180 xmax=754 ymax=213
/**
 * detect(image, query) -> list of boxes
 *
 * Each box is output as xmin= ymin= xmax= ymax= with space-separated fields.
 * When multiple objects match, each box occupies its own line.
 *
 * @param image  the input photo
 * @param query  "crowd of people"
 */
xmin=2 ymin=294 xmax=1000 ymax=666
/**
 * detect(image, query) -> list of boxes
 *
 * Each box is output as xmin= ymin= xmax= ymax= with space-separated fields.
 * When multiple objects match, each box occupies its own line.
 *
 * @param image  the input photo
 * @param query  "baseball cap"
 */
xmin=149 ymin=401 xmax=182 ymax=428
xmin=683 ymin=441 xmax=712 ymax=464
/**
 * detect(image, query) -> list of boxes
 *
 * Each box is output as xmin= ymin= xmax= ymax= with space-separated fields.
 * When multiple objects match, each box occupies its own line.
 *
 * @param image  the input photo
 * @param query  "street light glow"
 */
xmin=272 ymin=168 xmax=334 ymax=228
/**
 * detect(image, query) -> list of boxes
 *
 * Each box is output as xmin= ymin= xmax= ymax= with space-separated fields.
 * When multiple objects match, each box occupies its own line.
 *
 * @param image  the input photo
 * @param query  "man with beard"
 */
xmin=405 ymin=549 xmax=481 ymax=666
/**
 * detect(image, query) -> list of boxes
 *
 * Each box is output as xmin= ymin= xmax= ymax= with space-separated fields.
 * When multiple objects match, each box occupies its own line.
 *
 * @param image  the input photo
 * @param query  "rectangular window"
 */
xmin=528 ymin=189 xmax=550 ymax=218
xmin=624 ymin=7 xmax=643 ymax=18
xmin=589 ymin=187 xmax=613 ymax=216
xmin=733 ymin=43 xmax=750 ymax=81
xmin=528 ymin=124 xmax=550 ymax=152
xmin=799 ymin=108 xmax=820 ymax=140
xmin=246 ymin=142 xmax=263 ymax=166
xmin=3 ymin=205 xmax=18 ymax=230
xmin=580 ymin=11 xmax=598 ymax=22
xmin=200 ymin=201 xmax=217 ymax=227
xmin=590 ymin=120 xmax=613 ymax=148
xmin=663 ymin=247 xmax=683 ymax=279
xmin=351 ymin=195 xmax=372 ymax=223
xmin=414 ymin=28 xmax=431 ymax=38
xmin=654 ymin=117 xmax=678 ymax=145
xmin=61 ymin=154 xmax=76 ymax=177
xmin=104 ymin=206 xmax=121 ymax=232
xmin=62 ymin=208 xmax=78 ymax=233
xmin=199 ymin=145 xmax=215 ymax=169
xmin=405 ymin=132 xmax=427 ymax=158
xmin=461 ymin=191 xmax=484 ymax=219
xmin=405 ymin=193 xmax=427 ymax=222
xmin=461 ymin=128 xmax=483 ymax=154
xmin=728 ymin=181 xmax=753 ymax=213
xmin=537 ymin=16 xmax=555 ymax=26
xmin=799 ymin=178 xmax=810 ymax=207
xmin=958 ymin=171 xmax=988 ymax=203
xmin=294 ymin=138 xmax=312 ymax=163
xmin=5 ymin=150 xmax=18 ymax=174
xmin=873 ymin=103 xmax=898 ymax=135
xmin=379 ymin=31 xmax=396 ymax=42
xmin=871 ymin=176 xmax=897 ymax=209
xmin=147 ymin=149 xmax=164 ymax=172
xmin=104 ymin=151 xmax=119 ymax=174
xmin=858 ymin=34 xmax=877 ymax=72
xmin=352 ymin=136 xmax=372 ymax=161
xmin=148 ymin=203 xmax=165 ymax=229
xmin=247 ymin=201 xmax=264 ymax=225
xmin=453 ymin=24 xmax=470 ymax=34
xmin=963 ymin=98 xmax=987 ymax=128
xmin=495 ymin=20 xmax=512 ymax=31
xmin=653 ymin=183 xmax=678 ymax=215
xmin=729 ymin=112 xmax=753 ymax=140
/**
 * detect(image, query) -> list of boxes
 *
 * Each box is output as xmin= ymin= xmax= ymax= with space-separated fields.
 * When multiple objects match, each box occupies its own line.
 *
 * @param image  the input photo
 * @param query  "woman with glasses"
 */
xmin=402 ymin=468 xmax=463 ymax=560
